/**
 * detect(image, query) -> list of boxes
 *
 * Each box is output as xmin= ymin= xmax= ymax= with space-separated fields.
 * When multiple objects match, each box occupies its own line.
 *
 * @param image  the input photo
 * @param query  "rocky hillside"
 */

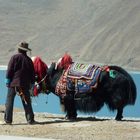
xmin=0 ymin=0 xmax=140 ymax=71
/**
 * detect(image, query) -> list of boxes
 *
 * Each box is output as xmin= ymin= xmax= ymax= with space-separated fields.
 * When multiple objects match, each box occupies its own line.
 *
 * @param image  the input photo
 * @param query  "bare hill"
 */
xmin=0 ymin=0 xmax=140 ymax=71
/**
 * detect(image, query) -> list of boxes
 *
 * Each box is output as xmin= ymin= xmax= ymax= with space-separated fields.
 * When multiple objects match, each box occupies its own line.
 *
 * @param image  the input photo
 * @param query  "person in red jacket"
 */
xmin=4 ymin=41 xmax=36 ymax=124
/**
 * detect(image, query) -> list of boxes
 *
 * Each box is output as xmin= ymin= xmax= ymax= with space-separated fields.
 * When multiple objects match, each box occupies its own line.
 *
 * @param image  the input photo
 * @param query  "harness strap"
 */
xmin=102 ymin=65 xmax=110 ymax=72
xmin=36 ymin=74 xmax=48 ymax=85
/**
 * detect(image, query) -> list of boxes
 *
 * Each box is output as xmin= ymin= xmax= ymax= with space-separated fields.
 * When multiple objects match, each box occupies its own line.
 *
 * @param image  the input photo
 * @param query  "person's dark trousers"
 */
xmin=4 ymin=87 xmax=34 ymax=124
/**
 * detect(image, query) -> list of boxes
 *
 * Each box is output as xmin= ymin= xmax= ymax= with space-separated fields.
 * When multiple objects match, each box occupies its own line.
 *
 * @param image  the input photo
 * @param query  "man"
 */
xmin=4 ymin=41 xmax=36 ymax=124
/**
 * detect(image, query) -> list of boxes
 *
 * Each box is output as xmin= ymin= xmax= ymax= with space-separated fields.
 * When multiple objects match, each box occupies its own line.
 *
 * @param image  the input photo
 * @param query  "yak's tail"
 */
xmin=109 ymin=65 xmax=137 ymax=105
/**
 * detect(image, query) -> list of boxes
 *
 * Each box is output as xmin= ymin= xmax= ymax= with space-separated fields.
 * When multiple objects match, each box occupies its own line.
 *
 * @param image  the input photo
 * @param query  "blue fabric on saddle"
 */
xmin=67 ymin=62 xmax=101 ymax=93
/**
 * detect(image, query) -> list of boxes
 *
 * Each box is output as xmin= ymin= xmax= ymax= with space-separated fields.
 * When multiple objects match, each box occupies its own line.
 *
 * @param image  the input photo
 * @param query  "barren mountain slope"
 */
xmin=0 ymin=0 xmax=140 ymax=71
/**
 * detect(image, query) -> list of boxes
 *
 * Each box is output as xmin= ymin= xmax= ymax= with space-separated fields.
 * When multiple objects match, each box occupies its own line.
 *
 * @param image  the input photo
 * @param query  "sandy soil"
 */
xmin=0 ymin=106 xmax=140 ymax=140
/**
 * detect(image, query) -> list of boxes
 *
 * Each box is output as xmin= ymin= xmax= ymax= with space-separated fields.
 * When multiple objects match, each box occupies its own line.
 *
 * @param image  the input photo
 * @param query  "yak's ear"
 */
xmin=55 ymin=57 xmax=62 ymax=70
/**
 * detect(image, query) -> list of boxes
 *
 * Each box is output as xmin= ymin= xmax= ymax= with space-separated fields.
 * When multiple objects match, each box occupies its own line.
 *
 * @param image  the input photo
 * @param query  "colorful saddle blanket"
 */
xmin=55 ymin=62 xmax=102 ymax=97
xmin=55 ymin=69 xmax=68 ymax=98
xmin=67 ymin=63 xmax=101 ymax=93
xmin=67 ymin=62 xmax=96 ymax=79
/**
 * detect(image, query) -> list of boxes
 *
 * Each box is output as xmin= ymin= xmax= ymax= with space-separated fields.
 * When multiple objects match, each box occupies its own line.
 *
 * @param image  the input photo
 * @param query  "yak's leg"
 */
xmin=115 ymin=108 xmax=123 ymax=121
xmin=63 ymin=94 xmax=77 ymax=120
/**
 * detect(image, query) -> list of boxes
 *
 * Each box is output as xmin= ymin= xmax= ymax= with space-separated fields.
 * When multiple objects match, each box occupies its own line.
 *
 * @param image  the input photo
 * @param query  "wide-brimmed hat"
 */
xmin=18 ymin=41 xmax=31 ymax=51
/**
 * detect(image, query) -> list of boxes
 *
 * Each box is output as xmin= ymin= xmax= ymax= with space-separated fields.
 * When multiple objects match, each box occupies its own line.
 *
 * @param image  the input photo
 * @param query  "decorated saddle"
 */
xmin=55 ymin=62 xmax=102 ymax=97
xmin=67 ymin=62 xmax=101 ymax=93
xmin=67 ymin=62 xmax=99 ymax=79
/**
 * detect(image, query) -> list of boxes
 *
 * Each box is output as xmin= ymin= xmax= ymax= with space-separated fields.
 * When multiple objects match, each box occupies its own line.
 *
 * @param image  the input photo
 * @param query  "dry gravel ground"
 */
xmin=0 ymin=107 xmax=140 ymax=140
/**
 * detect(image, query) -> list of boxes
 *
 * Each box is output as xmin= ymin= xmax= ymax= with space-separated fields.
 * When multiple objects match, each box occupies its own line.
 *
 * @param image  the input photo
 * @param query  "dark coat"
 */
xmin=6 ymin=52 xmax=35 ymax=89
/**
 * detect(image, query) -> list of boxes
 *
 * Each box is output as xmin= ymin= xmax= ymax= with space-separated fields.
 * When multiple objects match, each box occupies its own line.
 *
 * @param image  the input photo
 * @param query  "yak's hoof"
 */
xmin=65 ymin=115 xmax=77 ymax=121
xmin=115 ymin=115 xmax=123 ymax=121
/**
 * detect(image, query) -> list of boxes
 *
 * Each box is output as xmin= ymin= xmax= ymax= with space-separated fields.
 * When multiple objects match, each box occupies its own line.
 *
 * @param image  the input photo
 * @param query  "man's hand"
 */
xmin=5 ymin=78 xmax=11 ymax=88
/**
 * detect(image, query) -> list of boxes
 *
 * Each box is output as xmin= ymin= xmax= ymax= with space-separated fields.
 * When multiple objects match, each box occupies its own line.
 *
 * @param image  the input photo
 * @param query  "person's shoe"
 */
xmin=4 ymin=122 xmax=12 ymax=125
xmin=0 ymin=121 xmax=12 ymax=125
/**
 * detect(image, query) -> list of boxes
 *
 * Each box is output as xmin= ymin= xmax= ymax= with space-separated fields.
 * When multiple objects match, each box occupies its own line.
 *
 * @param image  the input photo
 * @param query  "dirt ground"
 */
xmin=0 ymin=106 xmax=140 ymax=140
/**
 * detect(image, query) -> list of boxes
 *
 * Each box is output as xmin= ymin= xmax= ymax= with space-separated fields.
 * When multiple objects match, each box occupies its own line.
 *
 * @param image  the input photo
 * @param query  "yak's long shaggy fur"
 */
xmin=75 ymin=66 xmax=136 ymax=115
xmin=32 ymin=55 xmax=137 ymax=121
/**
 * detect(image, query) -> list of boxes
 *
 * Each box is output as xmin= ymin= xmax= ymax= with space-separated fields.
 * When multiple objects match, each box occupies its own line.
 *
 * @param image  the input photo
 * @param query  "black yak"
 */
xmin=32 ymin=54 xmax=137 ymax=121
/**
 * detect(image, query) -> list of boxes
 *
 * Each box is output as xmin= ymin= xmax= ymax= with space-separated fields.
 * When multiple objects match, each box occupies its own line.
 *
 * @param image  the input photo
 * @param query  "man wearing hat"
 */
xmin=4 ymin=41 xmax=36 ymax=124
